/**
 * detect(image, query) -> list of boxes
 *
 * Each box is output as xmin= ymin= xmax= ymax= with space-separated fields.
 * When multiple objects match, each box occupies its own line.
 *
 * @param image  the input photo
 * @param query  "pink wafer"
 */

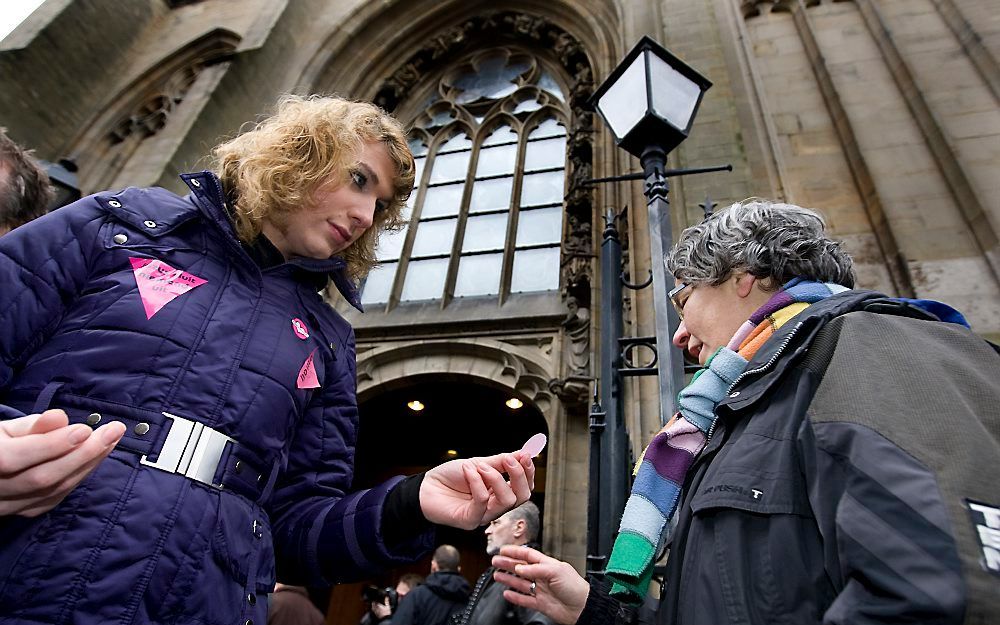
xmin=520 ymin=433 xmax=547 ymax=458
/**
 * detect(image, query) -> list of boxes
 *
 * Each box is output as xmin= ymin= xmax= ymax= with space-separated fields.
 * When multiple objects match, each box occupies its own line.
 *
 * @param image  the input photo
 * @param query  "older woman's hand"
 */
xmin=492 ymin=545 xmax=590 ymax=625
xmin=0 ymin=409 xmax=126 ymax=517
xmin=419 ymin=451 xmax=535 ymax=530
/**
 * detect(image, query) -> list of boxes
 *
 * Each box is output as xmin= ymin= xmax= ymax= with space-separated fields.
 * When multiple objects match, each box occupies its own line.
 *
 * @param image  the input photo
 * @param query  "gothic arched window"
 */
xmin=362 ymin=48 xmax=569 ymax=308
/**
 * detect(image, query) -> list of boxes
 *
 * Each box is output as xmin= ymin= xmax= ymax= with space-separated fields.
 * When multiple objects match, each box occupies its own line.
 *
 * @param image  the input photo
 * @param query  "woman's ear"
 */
xmin=735 ymin=272 xmax=757 ymax=299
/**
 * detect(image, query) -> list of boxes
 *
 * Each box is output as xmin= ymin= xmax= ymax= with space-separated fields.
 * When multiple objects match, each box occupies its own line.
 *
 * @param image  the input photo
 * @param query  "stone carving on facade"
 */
xmin=374 ymin=11 xmax=597 ymax=411
xmin=743 ymin=0 xmax=840 ymax=19
xmin=109 ymin=65 xmax=199 ymax=144
xmin=741 ymin=0 xmax=795 ymax=18
xmin=548 ymin=294 xmax=591 ymax=408
xmin=69 ymin=28 xmax=238 ymax=194
xmin=355 ymin=338 xmax=555 ymax=414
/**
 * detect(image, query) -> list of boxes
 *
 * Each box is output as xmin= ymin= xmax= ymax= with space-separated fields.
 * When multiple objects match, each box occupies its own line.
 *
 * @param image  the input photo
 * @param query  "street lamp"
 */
xmin=591 ymin=36 xmax=711 ymax=427
xmin=584 ymin=36 xmax=717 ymax=578
xmin=592 ymin=35 xmax=712 ymax=158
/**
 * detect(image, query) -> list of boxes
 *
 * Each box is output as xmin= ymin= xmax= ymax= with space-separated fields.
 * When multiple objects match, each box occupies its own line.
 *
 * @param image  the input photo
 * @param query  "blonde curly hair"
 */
xmin=213 ymin=94 xmax=413 ymax=279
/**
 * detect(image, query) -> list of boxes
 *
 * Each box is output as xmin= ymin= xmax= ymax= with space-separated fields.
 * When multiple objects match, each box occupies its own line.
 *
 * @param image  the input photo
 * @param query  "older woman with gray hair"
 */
xmin=492 ymin=199 xmax=1000 ymax=624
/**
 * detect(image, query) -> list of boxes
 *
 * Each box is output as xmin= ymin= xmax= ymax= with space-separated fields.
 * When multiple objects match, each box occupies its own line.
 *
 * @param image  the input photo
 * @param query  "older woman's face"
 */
xmin=671 ymin=273 xmax=768 ymax=365
xmin=263 ymin=141 xmax=395 ymax=260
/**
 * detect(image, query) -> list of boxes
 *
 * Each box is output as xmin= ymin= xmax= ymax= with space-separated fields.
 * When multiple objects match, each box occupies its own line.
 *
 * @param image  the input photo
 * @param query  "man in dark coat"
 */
xmin=457 ymin=502 xmax=552 ymax=625
xmin=393 ymin=545 xmax=470 ymax=625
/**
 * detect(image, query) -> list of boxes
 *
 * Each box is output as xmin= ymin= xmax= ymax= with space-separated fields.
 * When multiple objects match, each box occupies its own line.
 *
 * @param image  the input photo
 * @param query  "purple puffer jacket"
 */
xmin=0 ymin=172 xmax=433 ymax=625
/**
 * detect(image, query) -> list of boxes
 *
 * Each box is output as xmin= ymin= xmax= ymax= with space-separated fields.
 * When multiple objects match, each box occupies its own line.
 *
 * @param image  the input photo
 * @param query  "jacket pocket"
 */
xmin=688 ymin=469 xmax=823 ymax=624
xmin=210 ymin=495 xmax=276 ymax=594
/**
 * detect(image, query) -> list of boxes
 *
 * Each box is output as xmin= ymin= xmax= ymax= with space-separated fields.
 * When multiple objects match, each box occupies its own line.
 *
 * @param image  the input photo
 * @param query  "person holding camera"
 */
xmin=361 ymin=574 xmax=423 ymax=624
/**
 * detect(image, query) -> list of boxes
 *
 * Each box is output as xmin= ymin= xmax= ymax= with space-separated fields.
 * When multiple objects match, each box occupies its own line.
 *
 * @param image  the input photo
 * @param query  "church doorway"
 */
xmin=324 ymin=376 xmax=549 ymax=624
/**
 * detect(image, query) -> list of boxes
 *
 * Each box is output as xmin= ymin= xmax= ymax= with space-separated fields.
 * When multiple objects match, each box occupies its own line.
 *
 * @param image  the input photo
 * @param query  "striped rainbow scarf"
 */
xmin=605 ymin=278 xmax=849 ymax=602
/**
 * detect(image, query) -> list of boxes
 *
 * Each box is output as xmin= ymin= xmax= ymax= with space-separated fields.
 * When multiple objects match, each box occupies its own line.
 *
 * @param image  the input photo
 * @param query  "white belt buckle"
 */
xmin=140 ymin=412 xmax=234 ymax=489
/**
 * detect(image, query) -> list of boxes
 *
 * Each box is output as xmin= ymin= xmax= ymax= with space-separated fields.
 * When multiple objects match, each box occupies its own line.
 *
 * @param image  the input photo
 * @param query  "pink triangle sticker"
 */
xmin=297 ymin=349 xmax=320 ymax=389
xmin=129 ymin=257 xmax=208 ymax=319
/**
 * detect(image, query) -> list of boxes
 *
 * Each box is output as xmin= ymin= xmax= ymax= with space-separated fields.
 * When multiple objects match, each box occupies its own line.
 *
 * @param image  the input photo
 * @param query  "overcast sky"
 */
xmin=0 ymin=0 xmax=46 ymax=43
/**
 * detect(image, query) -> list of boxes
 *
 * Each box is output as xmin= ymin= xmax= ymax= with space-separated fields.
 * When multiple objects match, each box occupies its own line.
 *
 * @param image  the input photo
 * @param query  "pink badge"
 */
xmin=129 ymin=257 xmax=207 ymax=320
xmin=291 ymin=318 xmax=310 ymax=340
xmin=297 ymin=349 xmax=320 ymax=389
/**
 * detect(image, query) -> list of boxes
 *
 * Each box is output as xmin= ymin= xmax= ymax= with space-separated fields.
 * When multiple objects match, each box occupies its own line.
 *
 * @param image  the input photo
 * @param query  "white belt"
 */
xmin=140 ymin=412 xmax=234 ymax=489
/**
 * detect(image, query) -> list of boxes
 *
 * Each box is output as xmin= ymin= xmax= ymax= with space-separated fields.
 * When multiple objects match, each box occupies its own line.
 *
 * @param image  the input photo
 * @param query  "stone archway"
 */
xmin=354 ymin=336 xmax=588 ymax=566
xmin=357 ymin=337 xmax=557 ymax=415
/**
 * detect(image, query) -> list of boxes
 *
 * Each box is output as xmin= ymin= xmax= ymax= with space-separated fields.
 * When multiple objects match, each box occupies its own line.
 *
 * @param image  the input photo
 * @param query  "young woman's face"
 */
xmin=263 ymin=141 xmax=396 ymax=260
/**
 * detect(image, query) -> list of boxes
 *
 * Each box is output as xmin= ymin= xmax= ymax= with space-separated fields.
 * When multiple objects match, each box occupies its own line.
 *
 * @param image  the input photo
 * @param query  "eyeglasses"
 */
xmin=668 ymin=282 xmax=691 ymax=319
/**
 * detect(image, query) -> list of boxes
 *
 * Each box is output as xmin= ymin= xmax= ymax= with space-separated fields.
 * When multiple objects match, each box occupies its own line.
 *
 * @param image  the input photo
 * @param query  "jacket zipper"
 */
xmin=705 ymin=320 xmax=805 ymax=442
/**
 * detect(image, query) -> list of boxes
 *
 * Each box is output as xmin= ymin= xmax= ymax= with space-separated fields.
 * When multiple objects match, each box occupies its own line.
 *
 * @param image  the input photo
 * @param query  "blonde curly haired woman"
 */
xmin=0 ymin=95 xmax=536 ymax=625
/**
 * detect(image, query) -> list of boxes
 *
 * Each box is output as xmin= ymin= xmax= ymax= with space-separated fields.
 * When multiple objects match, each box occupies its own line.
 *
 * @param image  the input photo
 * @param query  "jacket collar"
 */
xmin=717 ymin=289 xmax=890 ymax=412
xmin=179 ymin=171 xmax=364 ymax=312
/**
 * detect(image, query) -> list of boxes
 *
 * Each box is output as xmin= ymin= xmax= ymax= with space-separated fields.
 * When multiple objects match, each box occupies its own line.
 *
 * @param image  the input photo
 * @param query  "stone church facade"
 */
xmin=2 ymin=0 xmax=998 ymax=619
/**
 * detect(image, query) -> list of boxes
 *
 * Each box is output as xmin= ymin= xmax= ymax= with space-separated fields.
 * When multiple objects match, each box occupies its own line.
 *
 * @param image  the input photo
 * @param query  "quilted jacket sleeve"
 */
xmin=267 ymin=328 xmax=434 ymax=584
xmin=0 ymin=198 xmax=106 ymax=419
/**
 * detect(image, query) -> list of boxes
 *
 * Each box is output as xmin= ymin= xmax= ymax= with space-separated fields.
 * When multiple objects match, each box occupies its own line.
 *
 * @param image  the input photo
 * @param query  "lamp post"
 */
xmin=584 ymin=36 xmax=715 ymax=576
xmin=592 ymin=34 xmax=712 ymax=427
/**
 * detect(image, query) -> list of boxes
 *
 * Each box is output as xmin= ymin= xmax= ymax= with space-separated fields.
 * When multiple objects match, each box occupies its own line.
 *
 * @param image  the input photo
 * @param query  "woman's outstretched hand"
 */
xmin=419 ymin=450 xmax=535 ymax=530
xmin=492 ymin=545 xmax=590 ymax=625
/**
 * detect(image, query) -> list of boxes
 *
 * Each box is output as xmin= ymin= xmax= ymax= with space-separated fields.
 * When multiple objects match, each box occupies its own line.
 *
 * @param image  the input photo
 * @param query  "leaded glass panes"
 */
xmin=476 ymin=143 xmax=517 ymax=177
xmin=538 ymin=71 xmax=565 ymax=101
xmin=401 ymin=258 xmax=449 ymax=301
xmin=428 ymin=109 xmax=456 ymax=127
xmin=524 ymin=137 xmax=567 ymax=171
xmin=520 ymin=171 xmax=564 ymax=206
xmin=429 ymin=151 xmax=471 ymax=184
xmin=469 ymin=177 xmax=513 ymax=213
xmin=482 ymin=126 xmax=518 ymax=146
xmin=377 ymin=227 xmax=408 ymax=261
xmin=361 ymin=262 xmax=396 ymax=305
xmin=463 ymin=213 xmax=509 ymax=252
xmin=513 ymin=98 xmax=542 ymax=114
xmin=511 ymin=247 xmax=560 ymax=293
xmin=410 ymin=218 xmax=457 ymax=257
xmin=439 ymin=133 xmax=473 ymax=151
xmin=516 ymin=207 xmax=561 ymax=247
xmin=360 ymin=48 xmax=572 ymax=307
xmin=409 ymin=138 xmax=429 ymax=157
xmin=420 ymin=183 xmax=464 ymax=218
xmin=530 ymin=118 xmax=565 ymax=139
xmin=450 ymin=52 xmax=530 ymax=104
xmin=454 ymin=253 xmax=502 ymax=297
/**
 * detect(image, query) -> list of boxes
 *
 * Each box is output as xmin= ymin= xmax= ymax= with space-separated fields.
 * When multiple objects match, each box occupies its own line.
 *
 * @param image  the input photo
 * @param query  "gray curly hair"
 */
xmin=665 ymin=198 xmax=855 ymax=289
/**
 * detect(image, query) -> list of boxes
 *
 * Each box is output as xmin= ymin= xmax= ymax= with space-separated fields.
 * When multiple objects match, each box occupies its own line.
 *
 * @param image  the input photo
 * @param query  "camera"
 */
xmin=361 ymin=585 xmax=399 ymax=611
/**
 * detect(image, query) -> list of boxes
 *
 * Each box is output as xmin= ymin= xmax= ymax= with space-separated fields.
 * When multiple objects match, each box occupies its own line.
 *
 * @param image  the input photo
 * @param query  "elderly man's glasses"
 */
xmin=669 ymin=282 xmax=692 ymax=319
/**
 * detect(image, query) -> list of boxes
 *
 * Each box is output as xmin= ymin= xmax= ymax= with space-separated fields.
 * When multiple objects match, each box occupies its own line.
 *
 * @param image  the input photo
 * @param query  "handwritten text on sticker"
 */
xmin=297 ymin=349 xmax=320 ymax=389
xmin=129 ymin=257 xmax=207 ymax=319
